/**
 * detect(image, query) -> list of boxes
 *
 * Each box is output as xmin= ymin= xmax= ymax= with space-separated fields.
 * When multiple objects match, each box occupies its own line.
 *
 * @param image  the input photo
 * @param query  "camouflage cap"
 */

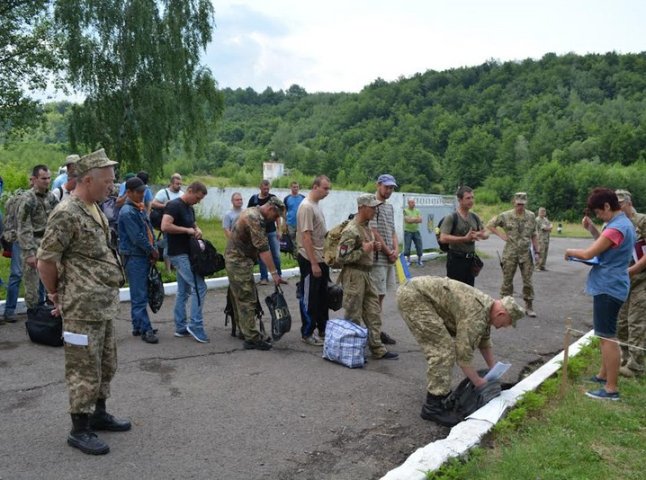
xmin=267 ymin=195 xmax=285 ymax=213
xmin=513 ymin=192 xmax=527 ymax=204
xmin=615 ymin=189 xmax=632 ymax=203
xmin=65 ymin=154 xmax=80 ymax=165
xmin=76 ymin=149 xmax=118 ymax=176
xmin=357 ymin=193 xmax=382 ymax=208
xmin=501 ymin=296 xmax=525 ymax=327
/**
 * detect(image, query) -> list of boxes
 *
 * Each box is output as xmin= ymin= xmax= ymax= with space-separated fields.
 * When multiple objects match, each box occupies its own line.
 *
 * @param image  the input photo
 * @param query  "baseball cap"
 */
xmin=76 ymin=149 xmax=118 ymax=176
xmin=267 ymin=196 xmax=285 ymax=213
xmin=377 ymin=174 xmax=398 ymax=187
xmin=357 ymin=193 xmax=382 ymax=208
xmin=513 ymin=192 xmax=528 ymax=205
xmin=125 ymin=177 xmax=146 ymax=192
xmin=615 ymin=189 xmax=631 ymax=203
xmin=65 ymin=154 xmax=80 ymax=165
xmin=501 ymin=296 xmax=525 ymax=327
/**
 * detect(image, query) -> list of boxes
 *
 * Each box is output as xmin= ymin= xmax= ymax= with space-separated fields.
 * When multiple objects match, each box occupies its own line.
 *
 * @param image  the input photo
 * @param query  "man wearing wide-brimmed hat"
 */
xmin=51 ymin=154 xmax=80 ymax=191
xmin=38 ymin=148 xmax=130 ymax=456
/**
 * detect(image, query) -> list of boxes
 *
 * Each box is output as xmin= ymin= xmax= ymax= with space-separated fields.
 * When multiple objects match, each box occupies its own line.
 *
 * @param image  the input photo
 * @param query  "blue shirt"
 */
xmin=284 ymin=194 xmax=305 ymax=227
xmin=586 ymin=212 xmax=635 ymax=301
xmin=118 ymin=200 xmax=156 ymax=257
xmin=51 ymin=173 xmax=67 ymax=191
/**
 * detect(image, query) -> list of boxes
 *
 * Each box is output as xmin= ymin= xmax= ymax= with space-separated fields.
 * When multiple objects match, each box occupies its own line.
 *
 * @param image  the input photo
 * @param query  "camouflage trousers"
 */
xmin=536 ymin=238 xmax=550 ymax=270
xmin=339 ymin=267 xmax=387 ymax=358
xmin=64 ymin=318 xmax=117 ymax=414
xmin=617 ymin=274 xmax=646 ymax=373
xmin=396 ymin=282 xmax=453 ymax=396
xmin=500 ymin=253 xmax=534 ymax=304
xmin=21 ymin=255 xmax=45 ymax=309
xmin=227 ymin=261 xmax=263 ymax=342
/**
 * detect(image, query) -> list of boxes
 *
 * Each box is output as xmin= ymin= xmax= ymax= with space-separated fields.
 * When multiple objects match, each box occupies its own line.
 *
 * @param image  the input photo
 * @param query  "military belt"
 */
xmin=448 ymin=250 xmax=475 ymax=259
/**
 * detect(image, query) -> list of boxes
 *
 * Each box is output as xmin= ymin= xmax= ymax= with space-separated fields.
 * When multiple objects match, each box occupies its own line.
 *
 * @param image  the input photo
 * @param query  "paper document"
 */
xmin=63 ymin=331 xmax=89 ymax=346
xmin=484 ymin=361 xmax=511 ymax=382
xmin=567 ymin=256 xmax=600 ymax=266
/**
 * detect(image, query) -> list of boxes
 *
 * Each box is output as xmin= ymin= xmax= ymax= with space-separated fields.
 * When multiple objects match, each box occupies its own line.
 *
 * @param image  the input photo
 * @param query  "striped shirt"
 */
xmin=369 ymin=201 xmax=395 ymax=266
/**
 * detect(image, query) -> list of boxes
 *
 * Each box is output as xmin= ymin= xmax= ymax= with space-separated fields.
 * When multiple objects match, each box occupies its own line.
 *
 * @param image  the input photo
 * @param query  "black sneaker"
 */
xmin=377 ymin=351 xmax=399 ymax=360
xmin=243 ymin=339 xmax=273 ymax=351
xmin=380 ymin=331 xmax=397 ymax=345
xmin=67 ymin=431 xmax=110 ymax=455
xmin=4 ymin=313 xmax=18 ymax=323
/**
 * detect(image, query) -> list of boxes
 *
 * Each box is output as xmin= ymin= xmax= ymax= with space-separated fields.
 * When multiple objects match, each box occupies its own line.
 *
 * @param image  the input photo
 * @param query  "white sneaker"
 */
xmin=301 ymin=335 xmax=324 ymax=346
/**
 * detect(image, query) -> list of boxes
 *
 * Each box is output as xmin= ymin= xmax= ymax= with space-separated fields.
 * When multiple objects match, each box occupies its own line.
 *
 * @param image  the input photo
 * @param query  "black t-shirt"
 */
xmin=165 ymin=197 xmax=195 ymax=256
xmin=247 ymin=193 xmax=276 ymax=233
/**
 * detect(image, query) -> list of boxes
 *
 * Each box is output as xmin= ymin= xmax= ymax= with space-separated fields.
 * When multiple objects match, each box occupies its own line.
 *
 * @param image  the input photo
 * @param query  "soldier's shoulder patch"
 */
xmin=339 ymin=244 xmax=349 ymax=257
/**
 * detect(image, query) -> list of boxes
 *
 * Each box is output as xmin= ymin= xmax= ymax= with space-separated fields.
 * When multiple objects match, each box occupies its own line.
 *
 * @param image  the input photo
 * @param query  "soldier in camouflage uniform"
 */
xmin=17 ymin=165 xmax=59 ymax=310
xmin=225 ymin=196 xmax=286 ymax=351
xmin=615 ymin=190 xmax=646 ymax=377
xmin=487 ymin=192 xmax=541 ymax=317
xmin=534 ymin=207 xmax=553 ymax=271
xmin=336 ymin=194 xmax=398 ymax=360
xmin=37 ymin=149 xmax=130 ymax=456
xmin=396 ymin=276 xmax=524 ymax=427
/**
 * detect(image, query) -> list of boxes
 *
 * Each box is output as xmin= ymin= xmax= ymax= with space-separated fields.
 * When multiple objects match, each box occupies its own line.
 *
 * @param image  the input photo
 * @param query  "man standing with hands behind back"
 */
xmin=37 ymin=149 xmax=130 ymax=455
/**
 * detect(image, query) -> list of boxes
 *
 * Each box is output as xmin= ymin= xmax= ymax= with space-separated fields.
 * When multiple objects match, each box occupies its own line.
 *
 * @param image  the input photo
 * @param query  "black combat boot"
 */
xmin=67 ymin=413 xmax=110 ymax=455
xmin=89 ymin=398 xmax=132 ymax=432
xmin=420 ymin=393 xmax=463 ymax=427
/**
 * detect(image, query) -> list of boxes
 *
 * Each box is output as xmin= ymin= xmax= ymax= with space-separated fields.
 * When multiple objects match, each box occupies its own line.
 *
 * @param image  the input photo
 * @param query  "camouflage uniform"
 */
xmin=535 ymin=216 xmax=552 ymax=270
xmin=397 ymin=277 xmax=493 ymax=396
xmin=37 ymin=195 xmax=125 ymax=413
xmin=225 ymin=207 xmax=270 ymax=342
xmin=487 ymin=209 xmax=537 ymax=306
xmin=617 ymin=212 xmax=646 ymax=374
xmin=336 ymin=217 xmax=387 ymax=358
xmin=17 ymin=188 xmax=58 ymax=308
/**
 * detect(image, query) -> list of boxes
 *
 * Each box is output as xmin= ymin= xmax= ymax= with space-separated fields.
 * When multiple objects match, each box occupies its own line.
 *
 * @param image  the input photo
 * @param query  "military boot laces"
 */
xmin=68 ymin=414 xmax=110 ymax=455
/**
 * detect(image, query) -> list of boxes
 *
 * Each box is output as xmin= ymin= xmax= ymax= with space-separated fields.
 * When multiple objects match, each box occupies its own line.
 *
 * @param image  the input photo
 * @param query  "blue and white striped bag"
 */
xmin=322 ymin=319 xmax=368 ymax=368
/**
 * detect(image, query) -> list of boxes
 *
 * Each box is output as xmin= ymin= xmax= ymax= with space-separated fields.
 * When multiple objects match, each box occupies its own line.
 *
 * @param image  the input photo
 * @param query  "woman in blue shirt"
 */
xmin=566 ymin=188 xmax=635 ymax=401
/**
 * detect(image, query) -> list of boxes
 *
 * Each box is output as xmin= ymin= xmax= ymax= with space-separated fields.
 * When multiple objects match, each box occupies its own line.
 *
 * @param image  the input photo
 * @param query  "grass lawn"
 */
xmin=426 ymin=340 xmax=646 ymax=480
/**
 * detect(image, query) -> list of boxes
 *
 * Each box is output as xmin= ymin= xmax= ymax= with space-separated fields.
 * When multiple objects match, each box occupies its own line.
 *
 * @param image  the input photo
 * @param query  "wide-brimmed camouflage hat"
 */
xmin=513 ymin=192 xmax=527 ymax=205
xmin=65 ymin=154 xmax=80 ymax=165
xmin=501 ymin=296 xmax=525 ymax=327
xmin=76 ymin=149 xmax=118 ymax=176
xmin=615 ymin=189 xmax=632 ymax=203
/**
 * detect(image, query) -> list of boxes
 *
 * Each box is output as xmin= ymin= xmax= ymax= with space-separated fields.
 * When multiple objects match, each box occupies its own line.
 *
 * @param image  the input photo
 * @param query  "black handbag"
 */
xmin=265 ymin=285 xmax=291 ymax=341
xmin=472 ymin=254 xmax=484 ymax=277
xmin=26 ymin=305 xmax=63 ymax=347
xmin=327 ymin=283 xmax=343 ymax=311
xmin=148 ymin=264 xmax=165 ymax=313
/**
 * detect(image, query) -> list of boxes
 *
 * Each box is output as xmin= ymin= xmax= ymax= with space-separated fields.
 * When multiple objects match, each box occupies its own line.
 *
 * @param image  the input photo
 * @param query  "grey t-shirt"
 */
xmin=440 ymin=211 xmax=483 ymax=254
xmin=222 ymin=209 xmax=242 ymax=232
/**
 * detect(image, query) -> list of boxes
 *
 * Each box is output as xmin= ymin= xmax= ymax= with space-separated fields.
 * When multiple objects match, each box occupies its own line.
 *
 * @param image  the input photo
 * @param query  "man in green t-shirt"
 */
xmin=403 ymin=198 xmax=424 ymax=266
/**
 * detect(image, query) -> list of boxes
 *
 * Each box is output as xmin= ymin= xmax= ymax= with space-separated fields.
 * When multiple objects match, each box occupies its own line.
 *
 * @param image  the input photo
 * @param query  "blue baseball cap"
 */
xmin=377 ymin=174 xmax=398 ymax=187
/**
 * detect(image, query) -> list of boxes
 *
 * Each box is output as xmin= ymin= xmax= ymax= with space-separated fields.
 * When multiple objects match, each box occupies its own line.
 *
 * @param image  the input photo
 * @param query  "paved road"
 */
xmin=0 ymin=236 xmax=595 ymax=480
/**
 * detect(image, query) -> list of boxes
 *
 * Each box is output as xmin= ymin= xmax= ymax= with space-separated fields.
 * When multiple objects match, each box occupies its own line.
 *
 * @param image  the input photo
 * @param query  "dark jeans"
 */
xmin=404 ymin=231 xmax=423 ymax=260
xmin=297 ymin=254 xmax=330 ymax=338
xmin=258 ymin=231 xmax=282 ymax=280
xmin=124 ymin=255 xmax=153 ymax=334
xmin=446 ymin=251 xmax=475 ymax=286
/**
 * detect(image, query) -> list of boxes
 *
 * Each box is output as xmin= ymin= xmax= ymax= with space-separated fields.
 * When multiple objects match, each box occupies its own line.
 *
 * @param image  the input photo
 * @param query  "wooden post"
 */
xmin=560 ymin=317 xmax=572 ymax=397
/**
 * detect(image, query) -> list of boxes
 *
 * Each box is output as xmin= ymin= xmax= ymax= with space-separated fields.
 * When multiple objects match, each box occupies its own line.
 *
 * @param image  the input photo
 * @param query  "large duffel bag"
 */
xmin=26 ymin=305 xmax=63 ymax=347
xmin=322 ymin=319 xmax=367 ymax=368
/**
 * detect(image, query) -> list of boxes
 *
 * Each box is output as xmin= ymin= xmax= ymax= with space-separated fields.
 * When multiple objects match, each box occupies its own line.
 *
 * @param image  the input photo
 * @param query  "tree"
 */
xmin=0 ymin=1 xmax=60 ymax=138
xmin=55 ymin=0 xmax=223 ymax=176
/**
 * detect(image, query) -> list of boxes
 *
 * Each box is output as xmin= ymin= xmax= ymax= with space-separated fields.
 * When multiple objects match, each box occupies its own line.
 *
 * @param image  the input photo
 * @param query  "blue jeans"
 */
xmin=258 ymin=231 xmax=282 ymax=280
xmin=404 ymin=231 xmax=423 ymax=260
xmin=124 ymin=255 xmax=153 ymax=333
xmin=4 ymin=242 xmax=23 ymax=315
xmin=169 ymin=254 xmax=207 ymax=331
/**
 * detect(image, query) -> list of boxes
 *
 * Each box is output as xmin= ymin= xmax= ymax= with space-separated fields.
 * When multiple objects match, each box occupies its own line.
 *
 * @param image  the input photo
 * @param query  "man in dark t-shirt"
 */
xmin=247 ymin=179 xmax=285 ymax=284
xmin=161 ymin=182 xmax=209 ymax=343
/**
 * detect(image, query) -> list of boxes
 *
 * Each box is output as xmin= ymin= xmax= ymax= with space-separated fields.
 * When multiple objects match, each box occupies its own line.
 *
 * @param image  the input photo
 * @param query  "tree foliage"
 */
xmin=0 ymin=0 xmax=60 ymax=138
xmin=55 ymin=0 xmax=223 ymax=176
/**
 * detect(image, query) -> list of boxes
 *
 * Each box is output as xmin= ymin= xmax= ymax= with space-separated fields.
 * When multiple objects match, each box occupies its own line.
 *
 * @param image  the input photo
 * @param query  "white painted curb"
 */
xmin=380 ymin=330 xmax=596 ymax=480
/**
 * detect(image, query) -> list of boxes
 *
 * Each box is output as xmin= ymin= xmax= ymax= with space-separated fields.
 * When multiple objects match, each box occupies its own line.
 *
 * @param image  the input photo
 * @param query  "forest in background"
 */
xmin=2 ymin=51 xmax=646 ymax=220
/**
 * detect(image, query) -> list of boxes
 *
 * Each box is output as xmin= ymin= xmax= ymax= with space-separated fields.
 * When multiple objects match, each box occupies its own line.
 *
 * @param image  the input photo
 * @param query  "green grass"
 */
xmin=425 ymin=340 xmax=646 ymax=480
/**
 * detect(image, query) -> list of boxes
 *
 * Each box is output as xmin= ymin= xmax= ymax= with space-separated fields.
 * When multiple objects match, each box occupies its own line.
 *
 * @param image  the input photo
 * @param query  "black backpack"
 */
xmin=189 ymin=237 xmax=225 ymax=277
xmin=436 ymin=212 xmax=481 ymax=252
xmin=224 ymin=286 xmax=265 ymax=338
xmin=442 ymin=373 xmax=502 ymax=420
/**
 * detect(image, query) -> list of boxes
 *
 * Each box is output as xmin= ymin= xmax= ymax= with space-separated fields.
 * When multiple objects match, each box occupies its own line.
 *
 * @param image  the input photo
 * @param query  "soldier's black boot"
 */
xmin=67 ymin=413 xmax=110 ymax=455
xmin=420 ymin=393 xmax=463 ymax=428
xmin=89 ymin=398 xmax=132 ymax=432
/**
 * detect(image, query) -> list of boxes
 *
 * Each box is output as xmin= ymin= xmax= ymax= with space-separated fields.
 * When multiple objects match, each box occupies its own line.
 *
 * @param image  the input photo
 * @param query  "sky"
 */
xmin=204 ymin=0 xmax=646 ymax=93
